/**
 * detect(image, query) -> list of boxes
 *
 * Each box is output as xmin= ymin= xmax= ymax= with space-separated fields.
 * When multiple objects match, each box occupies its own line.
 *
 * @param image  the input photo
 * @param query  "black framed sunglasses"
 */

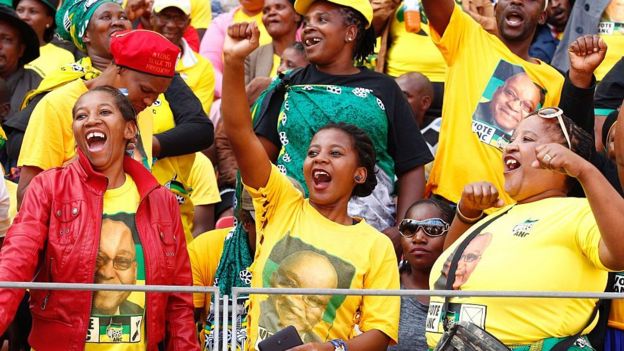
xmin=398 ymin=218 xmax=449 ymax=238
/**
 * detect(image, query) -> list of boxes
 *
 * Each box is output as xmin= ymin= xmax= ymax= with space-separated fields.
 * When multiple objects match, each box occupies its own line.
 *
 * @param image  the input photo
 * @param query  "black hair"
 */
xmin=74 ymin=85 xmax=137 ymax=122
xmin=288 ymin=41 xmax=306 ymax=55
xmin=546 ymin=113 xmax=594 ymax=163
xmin=405 ymin=198 xmax=455 ymax=224
xmin=42 ymin=3 xmax=55 ymax=43
xmin=337 ymin=6 xmax=376 ymax=64
xmin=540 ymin=112 xmax=594 ymax=193
xmin=316 ymin=122 xmax=377 ymax=197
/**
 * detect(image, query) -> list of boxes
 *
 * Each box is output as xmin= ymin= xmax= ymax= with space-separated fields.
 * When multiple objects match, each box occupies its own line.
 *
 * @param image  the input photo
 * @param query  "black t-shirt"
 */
xmin=595 ymin=57 xmax=624 ymax=113
xmin=253 ymin=65 xmax=433 ymax=175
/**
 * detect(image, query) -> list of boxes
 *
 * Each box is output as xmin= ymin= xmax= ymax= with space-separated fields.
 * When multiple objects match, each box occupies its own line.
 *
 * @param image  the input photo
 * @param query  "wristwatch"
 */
xmin=329 ymin=339 xmax=347 ymax=351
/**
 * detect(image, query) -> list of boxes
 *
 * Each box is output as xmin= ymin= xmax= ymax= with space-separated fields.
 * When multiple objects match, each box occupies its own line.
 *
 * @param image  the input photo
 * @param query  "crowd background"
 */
xmin=0 ymin=0 xmax=621 ymax=350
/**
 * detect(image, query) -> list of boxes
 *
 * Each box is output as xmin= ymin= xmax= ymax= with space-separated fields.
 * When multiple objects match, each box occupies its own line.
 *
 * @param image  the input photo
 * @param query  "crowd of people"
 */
xmin=0 ymin=0 xmax=622 ymax=350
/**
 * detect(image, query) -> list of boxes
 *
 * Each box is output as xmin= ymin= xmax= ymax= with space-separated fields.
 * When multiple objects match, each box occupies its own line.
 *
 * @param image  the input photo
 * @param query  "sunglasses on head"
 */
xmin=531 ymin=107 xmax=572 ymax=149
xmin=398 ymin=218 xmax=449 ymax=238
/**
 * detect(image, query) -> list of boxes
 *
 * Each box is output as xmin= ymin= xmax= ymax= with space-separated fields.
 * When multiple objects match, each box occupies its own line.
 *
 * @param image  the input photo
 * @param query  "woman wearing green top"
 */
xmin=252 ymin=0 xmax=432 ymax=245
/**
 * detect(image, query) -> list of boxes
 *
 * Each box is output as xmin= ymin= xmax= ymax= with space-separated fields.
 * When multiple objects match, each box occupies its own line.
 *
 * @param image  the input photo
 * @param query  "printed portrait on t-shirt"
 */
xmin=256 ymin=234 xmax=356 ymax=346
xmin=86 ymin=213 xmax=145 ymax=344
xmin=600 ymin=0 xmax=624 ymax=35
xmin=433 ymin=232 xmax=493 ymax=290
xmin=472 ymin=60 xmax=545 ymax=149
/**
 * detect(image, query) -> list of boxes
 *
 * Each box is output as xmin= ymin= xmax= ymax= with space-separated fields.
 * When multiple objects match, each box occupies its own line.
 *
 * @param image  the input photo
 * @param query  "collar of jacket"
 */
xmin=74 ymin=149 xmax=160 ymax=199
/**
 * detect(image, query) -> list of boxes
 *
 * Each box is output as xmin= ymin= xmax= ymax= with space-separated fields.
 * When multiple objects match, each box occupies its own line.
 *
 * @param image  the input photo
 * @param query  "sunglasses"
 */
xmin=531 ymin=107 xmax=572 ymax=149
xmin=398 ymin=218 xmax=449 ymax=238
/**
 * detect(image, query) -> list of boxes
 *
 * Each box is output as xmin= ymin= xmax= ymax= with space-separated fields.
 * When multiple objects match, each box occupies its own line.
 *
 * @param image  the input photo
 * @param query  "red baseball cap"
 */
xmin=110 ymin=29 xmax=180 ymax=78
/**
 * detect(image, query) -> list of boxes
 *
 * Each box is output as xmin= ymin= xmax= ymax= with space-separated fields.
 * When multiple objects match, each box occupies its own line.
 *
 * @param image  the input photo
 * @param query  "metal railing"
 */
xmin=1 ymin=281 xmax=624 ymax=351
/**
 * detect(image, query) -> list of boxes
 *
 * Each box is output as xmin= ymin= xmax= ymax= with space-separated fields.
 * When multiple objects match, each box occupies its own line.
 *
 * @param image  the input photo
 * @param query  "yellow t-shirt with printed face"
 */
xmin=595 ymin=0 xmax=624 ymax=80
xmin=25 ymin=42 xmax=75 ymax=78
xmin=233 ymin=9 xmax=272 ymax=47
xmin=426 ymin=198 xmax=608 ymax=347
xmin=18 ymin=79 xmax=153 ymax=170
xmin=386 ymin=1 xmax=447 ymax=81
xmin=190 ymin=0 xmax=212 ymax=29
xmin=176 ymin=49 xmax=215 ymax=114
xmin=425 ymin=5 xmax=564 ymax=206
xmin=244 ymin=165 xmax=400 ymax=350
xmin=86 ymin=175 xmax=146 ymax=350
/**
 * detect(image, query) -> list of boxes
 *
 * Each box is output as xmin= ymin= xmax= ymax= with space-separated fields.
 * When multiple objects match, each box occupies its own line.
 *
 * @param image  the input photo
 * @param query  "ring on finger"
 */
xmin=543 ymin=154 xmax=553 ymax=164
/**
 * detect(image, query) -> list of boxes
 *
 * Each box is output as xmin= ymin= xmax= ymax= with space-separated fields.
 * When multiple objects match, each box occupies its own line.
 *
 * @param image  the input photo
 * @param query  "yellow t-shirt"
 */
xmin=425 ymin=5 xmax=564 ymax=206
xmin=18 ymin=79 xmax=153 ymax=170
xmin=25 ymin=42 xmax=75 ymax=78
xmin=189 ymin=152 xmax=221 ymax=207
xmin=426 ymin=198 xmax=608 ymax=347
xmin=85 ymin=175 xmax=146 ymax=349
xmin=386 ymin=2 xmax=447 ymax=81
xmin=269 ymin=54 xmax=280 ymax=78
xmin=177 ymin=42 xmax=215 ymax=114
xmin=151 ymin=101 xmax=197 ymax=243
xmin=595 ymin=1 xmax=624 ymax=80
xmin=233 ymin=9 xmax=272 ymax=47
xmin=190 ymin=0 xmax=212 ymax=29
xmin=245 ymin=165 xmax=400 ymax=350
xmin=187 ymin=227 xmax=231 ymax=311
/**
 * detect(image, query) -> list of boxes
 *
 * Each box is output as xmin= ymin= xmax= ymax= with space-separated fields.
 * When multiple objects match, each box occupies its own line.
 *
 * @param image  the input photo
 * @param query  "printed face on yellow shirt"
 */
xmin=453 ymin=232 xmax=492 ymax=289
xmin=270 ymin=251 xmax=338 ymax=333
xmin=93 ymin=218 xmax=137 ymax=315
xmin=606 ymin=0 xmax=624 ymax=22
xmin=490 ymin=73 xmax=541 ymax=132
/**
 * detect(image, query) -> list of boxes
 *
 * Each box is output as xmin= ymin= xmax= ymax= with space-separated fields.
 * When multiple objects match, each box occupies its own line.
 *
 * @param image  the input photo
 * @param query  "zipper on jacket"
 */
xmin=41 ymin=256 xmax=55 ymax=310
xmin=40 ymin=292 xmax=50 ymax=310
xmin=138 ymin=200 xmax=150 ymax=347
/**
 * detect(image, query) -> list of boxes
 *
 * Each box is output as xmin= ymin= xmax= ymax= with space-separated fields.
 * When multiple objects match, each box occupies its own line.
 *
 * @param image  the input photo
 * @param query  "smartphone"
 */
xmin=257 ymin=325 xmax=304 ymax=351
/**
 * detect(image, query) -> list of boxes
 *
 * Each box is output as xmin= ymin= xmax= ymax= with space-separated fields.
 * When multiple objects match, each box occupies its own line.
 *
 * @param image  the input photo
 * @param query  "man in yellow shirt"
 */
xmin=150 ymin=0 xmax=216 ymax=114
xmin=422 ymin=0 xmax=566 ymax=207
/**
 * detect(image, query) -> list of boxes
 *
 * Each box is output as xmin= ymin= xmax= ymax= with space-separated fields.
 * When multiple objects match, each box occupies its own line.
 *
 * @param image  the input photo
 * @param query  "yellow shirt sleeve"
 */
xmin=18 ymin=91 xmax=74 ymax=170
xmin=189 ymin=152 xmax=221 ymax=206
xmin=428 ymin=4 xmax=481 ymax=67
xmin=187 ymin=228 xmax=230 ymax=310
xmin=190 ymin=0 xmax=212 ymax=29
xmin=358 ymin=234 xmax=400 ymax=342
xmin=575 ymin=205 xmax=609 ymax=271
xmin=244 ymin=165 xmax=303 ymax=234
xmin=192 ymin=57 xmax=215 ymax=114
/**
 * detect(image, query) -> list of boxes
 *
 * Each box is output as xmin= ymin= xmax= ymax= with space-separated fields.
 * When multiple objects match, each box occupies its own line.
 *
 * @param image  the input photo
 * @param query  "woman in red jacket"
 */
xmin=0 ymin=86 xmax=199 ymax=351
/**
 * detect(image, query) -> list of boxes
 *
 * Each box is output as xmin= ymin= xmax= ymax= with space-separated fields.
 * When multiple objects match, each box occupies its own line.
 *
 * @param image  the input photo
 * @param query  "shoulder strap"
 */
xmin=442 ymin=207 xmax=512 ymax=331
xmin=551 ymin=301 xmax=601 ymax=351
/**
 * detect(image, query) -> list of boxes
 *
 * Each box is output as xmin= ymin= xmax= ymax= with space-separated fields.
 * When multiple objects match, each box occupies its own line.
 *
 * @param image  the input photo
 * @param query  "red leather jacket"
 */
xmin=0 ymin=151 xmax=200 ymax=351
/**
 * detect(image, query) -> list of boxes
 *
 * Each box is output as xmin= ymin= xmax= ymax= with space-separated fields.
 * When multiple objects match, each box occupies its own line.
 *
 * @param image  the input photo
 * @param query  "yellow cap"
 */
xmin=152 ymin=0 xmax=191 ymax=15
xmin=294 ymin=0 xmax=373 ymax=28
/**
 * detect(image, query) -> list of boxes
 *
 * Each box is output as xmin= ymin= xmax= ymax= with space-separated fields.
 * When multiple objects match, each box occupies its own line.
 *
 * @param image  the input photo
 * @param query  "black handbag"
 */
xmin=433 ymin=207 xmax=599 ymax=351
